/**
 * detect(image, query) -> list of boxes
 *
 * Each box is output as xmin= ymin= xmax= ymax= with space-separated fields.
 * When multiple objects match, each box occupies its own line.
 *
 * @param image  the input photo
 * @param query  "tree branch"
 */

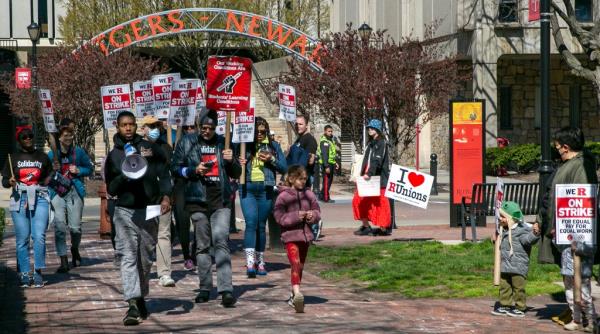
xmin=550 ymin=11 xmax=596 ymax=82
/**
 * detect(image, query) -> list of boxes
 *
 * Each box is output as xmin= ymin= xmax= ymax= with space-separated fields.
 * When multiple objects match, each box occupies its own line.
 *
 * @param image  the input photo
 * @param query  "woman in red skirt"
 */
xmin=352 ymin=119 xmax=391 ymax=236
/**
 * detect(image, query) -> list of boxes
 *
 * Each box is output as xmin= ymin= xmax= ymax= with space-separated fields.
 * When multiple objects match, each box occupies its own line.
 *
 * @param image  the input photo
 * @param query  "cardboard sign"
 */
xmin=495 ymin=178 xmax=505 ymax=231
xmin=132 ymin=81 xmax=154 ymax=117
xmin=555 ymin=184 xmax=597 ymax=246
xmin=385 ymin=164 xmax=434 ymax=209
xmin=206 ymin=56 xmax=252 ymax=113
xmin=38 ymin=89 xmax=57 ymax=133
xmin=152 ymin=73 xmax=181 ymax=119
xmin=278 ymin=84 xmax=296 ymax=122
xmin=101 ymin=84 xmax=131 ymax=129
xmin=169 ymin=79 xmax=198 ymax=126
xmin=215 ymin=110 xmax=227 ymax=135
xmin=15 ymin=68 xmax=32 ymax=89
xmin=232 ymin=97 xmax=255 ymax=143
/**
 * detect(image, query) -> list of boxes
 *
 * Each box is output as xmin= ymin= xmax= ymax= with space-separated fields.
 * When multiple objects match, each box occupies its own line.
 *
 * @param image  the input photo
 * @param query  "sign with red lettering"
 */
xmin=152 ymin=73 xmax=181 ymax=119
xmin=206 ymin=56 xmax=252 ymax=113
xmin=529 ymin=0 xmax=540 ymax=22
xmin=196 ymin=80 xmax=206 ymax=112
xmin=278 ymin=84 xmax=296 ymax=122
xmin=38 ymin=89 xmax=57 ymax=133
xmin=15 ymin=68 xmax=32 ymax=89
xmin=133 ymin=81 xmax=154 ymax=117
xmin=495 ymin=178 xmax=505 ymax=231
xmin=216 ymin=110 xmax=228 ymax=135
xmin=101 ymin=84 xmax=131 ymax=129
xmin=169 ymin=79 xmax=198 ymax=126
xmin=232 ymin=97 xmax=255 ymax=143
xmin=385 ymin=164 xmax=434 ymax=209
xmin=555 ymin=184 xmax=597 ymax=246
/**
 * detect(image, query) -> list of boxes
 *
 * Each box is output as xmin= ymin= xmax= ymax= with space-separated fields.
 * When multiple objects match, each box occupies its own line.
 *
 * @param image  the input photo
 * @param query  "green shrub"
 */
xmin=509 ymin=143 xmax=541 ymax=173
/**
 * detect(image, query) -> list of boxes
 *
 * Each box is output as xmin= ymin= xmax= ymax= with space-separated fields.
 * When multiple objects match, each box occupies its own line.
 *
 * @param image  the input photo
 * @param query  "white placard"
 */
xmin=384 ymin=164 xmax=434 ymax=209
xmin=495 ymin=178 xmax=505 ymax=231
xmin=145 ymin=205 xmax=161 ymax=220
xmin=132 ymin=81 xmax=154 ymax=118
xmin=555 ymin=184 xmax=597 ymax=246
xmin=101 ymin=84 xmax=131 ymax=129
xmin=38 ymin=89 xmax=57 ymax=133
xmin=232 ymin=97 xmax=255 ymax=143
xmin=152 ymin=73 xmax=181 ymax=120
xmin=356 ymin=176 xmax=381 ymax=197
xmin=278 ymin=84 xmax=296 ymax=122
xmin=169 ymin=79 xmax=198 ymax=126
xmin=216 ymin=110 xmax=227 ymax=135
xmin=196 ymin=80 xmax=206 ymax=112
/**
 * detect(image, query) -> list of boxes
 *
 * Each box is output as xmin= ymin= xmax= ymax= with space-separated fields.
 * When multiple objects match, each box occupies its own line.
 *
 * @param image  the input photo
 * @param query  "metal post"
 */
xmin=538 ymin=0 xmax=553 ymax=200
xmin=430 ymin=153 xmax=438 ymax=195
xmin=317 ymin=0 xmax=320 ymax=39
xmin=31 ymin=37 xmax=39 ymax=148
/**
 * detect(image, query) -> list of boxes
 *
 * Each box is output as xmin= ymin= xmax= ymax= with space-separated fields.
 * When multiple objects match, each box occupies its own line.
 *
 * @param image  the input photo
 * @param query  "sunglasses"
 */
xmin=201 ymin=126 xmax=215 ymax=132
xmin=20 ymin=133 xmax=34 ymax=140
xmin=183 ymin=126 xmax=196 ymax=130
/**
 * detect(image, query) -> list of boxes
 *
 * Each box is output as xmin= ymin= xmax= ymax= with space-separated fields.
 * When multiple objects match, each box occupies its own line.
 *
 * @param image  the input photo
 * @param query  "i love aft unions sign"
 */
xmin=385 ymin=164 xmax=434 ymax=209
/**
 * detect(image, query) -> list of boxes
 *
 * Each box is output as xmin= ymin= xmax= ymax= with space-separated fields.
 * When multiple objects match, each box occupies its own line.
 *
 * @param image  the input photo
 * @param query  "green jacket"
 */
xmin=537 ymin=151 xmax=598 ymax=264
xmin=317 ymin=135 xmax=337 ymax=166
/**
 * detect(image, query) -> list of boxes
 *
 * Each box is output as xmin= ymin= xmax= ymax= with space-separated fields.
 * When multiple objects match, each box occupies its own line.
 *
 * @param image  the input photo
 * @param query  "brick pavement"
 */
xmin=0 ymin=218 xmax=575 ymax=334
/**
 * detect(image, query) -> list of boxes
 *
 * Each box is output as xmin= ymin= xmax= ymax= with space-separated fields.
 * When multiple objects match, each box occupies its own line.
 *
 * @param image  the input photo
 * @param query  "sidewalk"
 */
xmin=0 ymin=217 xmax=575 ymax=334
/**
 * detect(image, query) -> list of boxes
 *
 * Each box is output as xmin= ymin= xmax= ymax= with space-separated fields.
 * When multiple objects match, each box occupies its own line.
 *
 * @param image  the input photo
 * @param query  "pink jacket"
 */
xmin=273 ymin=186 xmax=321 ymax=243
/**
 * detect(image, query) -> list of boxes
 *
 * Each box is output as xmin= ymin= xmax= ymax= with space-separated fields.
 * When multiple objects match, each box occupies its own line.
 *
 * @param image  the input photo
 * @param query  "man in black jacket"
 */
xmin=171 ymin=110 xmax=241 ymax=307
xmin=104 ymin=112 xmax=172 ymax=326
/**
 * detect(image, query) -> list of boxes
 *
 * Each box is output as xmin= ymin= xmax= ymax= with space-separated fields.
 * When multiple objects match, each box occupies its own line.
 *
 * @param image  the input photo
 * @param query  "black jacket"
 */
xmin=360 ymin=137 xmax=390 ymax=188
xmin=105 ymin=133 xmax=172 ymax=209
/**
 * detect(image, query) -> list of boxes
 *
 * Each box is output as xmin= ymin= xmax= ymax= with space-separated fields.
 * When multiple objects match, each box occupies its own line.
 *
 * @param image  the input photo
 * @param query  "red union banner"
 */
xmin=529 ymin=0 xmax=540 ymax=21
xmin=206 ymin=56 xmax=252 ymax=113
xmin=15 ymin=68 xmax=32 ymax=89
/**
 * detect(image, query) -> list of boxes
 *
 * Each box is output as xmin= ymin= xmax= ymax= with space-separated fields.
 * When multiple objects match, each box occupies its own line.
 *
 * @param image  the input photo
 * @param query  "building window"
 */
xmin=499 ymin=0 xmax=518 ymax=22
xmin=38 ymin=0 xmax=49 ymax=38
xmin=570 ymin=85 xmax=582 ymax=127
xmin=575 ymin=0 xmax=593 ymax=22
xmin=499 ymin=86 xmax=513 ymax=130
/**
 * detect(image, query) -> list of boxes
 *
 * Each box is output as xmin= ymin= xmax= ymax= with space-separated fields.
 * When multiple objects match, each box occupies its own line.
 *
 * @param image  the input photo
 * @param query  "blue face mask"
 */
xmin=148 ymin=128 xmax=160 ymax=141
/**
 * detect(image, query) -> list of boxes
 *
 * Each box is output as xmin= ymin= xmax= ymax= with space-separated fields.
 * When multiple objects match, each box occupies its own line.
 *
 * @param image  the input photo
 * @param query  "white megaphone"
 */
xmin=121 ymin=143 xmax=148 ymax=180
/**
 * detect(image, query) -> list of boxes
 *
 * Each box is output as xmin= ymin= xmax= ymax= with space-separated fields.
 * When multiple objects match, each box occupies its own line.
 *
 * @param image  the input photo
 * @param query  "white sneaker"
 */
xmin=564 ymin=321 xmax=580 ymax=331
xmin=159 ymin=275 xmax=176 ymax=287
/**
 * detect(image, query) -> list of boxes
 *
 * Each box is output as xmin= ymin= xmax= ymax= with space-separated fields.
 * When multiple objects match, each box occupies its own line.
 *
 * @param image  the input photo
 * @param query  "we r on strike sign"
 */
xmin=555 ymin=184 xmax=598 ymax=246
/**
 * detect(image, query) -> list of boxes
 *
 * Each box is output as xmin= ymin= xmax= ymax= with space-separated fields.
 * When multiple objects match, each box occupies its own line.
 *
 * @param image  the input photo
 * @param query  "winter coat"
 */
xmin=170 ymin=133 xmax=241 ymax=205
xmin=537 ymin=151 xmax=599 ymax=264
xmin=500 ymin=222 xmax=539 ymax=277
xmin=273 ymin=186 xmax=321 ymax=243
xmin=48 ymin=145 xmax=94 ymax=199
xmin=360 ymin=137 xmax=390 ymax=188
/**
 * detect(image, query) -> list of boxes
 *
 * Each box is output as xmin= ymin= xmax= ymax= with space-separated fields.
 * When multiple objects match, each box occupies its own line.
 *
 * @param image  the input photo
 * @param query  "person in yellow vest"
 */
xmin=317 ymin=125 xmax=339 ymax=203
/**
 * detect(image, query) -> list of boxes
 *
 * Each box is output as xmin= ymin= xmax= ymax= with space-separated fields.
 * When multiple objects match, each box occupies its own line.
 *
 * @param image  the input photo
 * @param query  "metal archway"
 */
xmin=84 ymin=8 xmax=323 ymax=72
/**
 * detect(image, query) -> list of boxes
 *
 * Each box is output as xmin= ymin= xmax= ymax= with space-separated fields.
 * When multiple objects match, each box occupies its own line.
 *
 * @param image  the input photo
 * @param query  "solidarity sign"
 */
xmin=555 ymin=184 xmax=597 ymax=246
xmin=385 ymin=164 xmax=434 ymax=209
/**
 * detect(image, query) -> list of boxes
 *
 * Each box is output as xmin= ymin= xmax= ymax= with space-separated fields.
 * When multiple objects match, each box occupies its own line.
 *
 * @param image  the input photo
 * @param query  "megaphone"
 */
xmin=121 ymin=143 xmax=148 ymax=180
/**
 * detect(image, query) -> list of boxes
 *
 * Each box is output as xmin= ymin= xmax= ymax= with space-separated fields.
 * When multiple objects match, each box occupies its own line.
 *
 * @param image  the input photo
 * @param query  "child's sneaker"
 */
xmin=19 ymin=273 xmax=30 ymax=288
xmin=564 ymin=321 xmax=581 ymax=331
xmin=507 ymin=308 xmax=525 ymax=318
xmin=491 ymin=305 xmax=511 ymax=316
xmin=257 ymin=264 xmax=267 ymax=276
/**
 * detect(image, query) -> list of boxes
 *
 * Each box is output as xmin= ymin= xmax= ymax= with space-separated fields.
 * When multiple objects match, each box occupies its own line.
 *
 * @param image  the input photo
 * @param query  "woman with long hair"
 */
xmin=2 ymin=125 xmax=53 ymax=287
xmin=352 ymin=119 xmax=391 ymax=236
xmin=239 ymin=117 xmax=287 ymax=277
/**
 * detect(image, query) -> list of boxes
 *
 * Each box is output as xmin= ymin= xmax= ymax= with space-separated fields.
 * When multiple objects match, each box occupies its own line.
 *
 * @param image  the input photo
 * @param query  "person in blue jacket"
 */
xmin=48 ymin=125 xmax=93 ymax=273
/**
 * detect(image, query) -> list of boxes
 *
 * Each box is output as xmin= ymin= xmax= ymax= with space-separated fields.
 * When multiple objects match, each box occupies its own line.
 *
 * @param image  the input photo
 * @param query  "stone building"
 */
xmin=330 ymin=0 xmax=599 ymax=169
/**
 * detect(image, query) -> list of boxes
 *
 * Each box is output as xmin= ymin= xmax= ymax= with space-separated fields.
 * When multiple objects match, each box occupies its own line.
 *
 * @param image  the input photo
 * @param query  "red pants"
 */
xmin=352 ymin=188 xmax=391 ymax=228
xmin=285 ymin=242 xmax=309 ymax=285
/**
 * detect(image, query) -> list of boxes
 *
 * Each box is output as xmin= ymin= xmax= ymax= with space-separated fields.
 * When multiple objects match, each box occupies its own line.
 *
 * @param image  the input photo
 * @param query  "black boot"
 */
xmin=137 ymin=297 xmax=148 ymax=319
xmin=123 ymin=299 xmax=141 ymax=326
xmin=71 ymin=247 xmax=81 ymax=268
xmin=56 ymin=256 xmax=70 ymax=273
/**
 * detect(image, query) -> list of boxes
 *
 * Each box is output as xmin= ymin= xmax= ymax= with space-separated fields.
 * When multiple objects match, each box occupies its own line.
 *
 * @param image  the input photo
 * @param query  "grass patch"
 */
xmin=308 ymin=240 xmax=563 ymax=298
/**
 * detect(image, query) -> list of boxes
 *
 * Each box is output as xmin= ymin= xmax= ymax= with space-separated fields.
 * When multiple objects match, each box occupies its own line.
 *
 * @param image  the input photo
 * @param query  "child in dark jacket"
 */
xmin=273 ymin=165 xmax=321 ymax=313
xmin=491 ymin=201 xmax=540 ymax=318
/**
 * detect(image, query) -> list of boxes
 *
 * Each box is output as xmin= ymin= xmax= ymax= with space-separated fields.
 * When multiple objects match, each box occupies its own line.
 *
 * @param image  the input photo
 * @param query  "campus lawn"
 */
xmin=308 ymin=240 xmax=563 ymax=298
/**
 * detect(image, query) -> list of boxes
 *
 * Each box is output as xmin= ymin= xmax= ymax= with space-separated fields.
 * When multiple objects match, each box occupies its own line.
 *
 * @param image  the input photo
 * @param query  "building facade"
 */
xmin=330 ymin=0 xmax=599 ymax=169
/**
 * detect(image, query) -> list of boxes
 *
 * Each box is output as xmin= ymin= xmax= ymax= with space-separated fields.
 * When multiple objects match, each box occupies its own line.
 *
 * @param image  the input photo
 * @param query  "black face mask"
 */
xmin=551 ymin=146 xmax=561 ymax=161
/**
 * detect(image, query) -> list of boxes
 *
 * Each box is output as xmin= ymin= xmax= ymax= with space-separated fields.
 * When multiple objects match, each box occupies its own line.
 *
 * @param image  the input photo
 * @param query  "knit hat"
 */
xmin=199 ymin=110 xmax=218 ymax=127
xmin=499 ymin=201 xmax=523 ymax=222
xmin=366 ymin=119 xmax=383 ymax=133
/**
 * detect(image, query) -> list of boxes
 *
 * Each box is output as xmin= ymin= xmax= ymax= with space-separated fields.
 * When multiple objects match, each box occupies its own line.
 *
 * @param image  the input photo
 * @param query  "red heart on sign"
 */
xmin=408 ymin=172 xmax=425 ymax=187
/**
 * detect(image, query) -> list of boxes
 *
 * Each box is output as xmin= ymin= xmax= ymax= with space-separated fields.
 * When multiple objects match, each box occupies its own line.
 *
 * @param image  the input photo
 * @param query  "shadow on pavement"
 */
xmin=0 ymin=263 xmax=28 ymax=333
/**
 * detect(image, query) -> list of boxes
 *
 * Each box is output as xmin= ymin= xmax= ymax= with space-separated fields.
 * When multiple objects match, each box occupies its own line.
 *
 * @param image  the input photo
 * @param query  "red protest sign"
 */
xmin=206 ymin=56 xmax=252 ymax=113
xmin=555 ymin=184 xmax=598 ymax=246
xmin=15 ymin=68 xmax=32 ymax=89
xmin=132 ymin=81 xmax=154 ymax=117
xmin=152 ymin=73 xmax=181 ymax=119
xmin=529 ymin=0 xmax=540 ymax=22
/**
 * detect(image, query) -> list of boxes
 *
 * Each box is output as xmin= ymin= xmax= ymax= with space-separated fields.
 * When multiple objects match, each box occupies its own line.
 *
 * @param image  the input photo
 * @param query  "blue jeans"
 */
xmin=240 ymin=182 xmax=274 ymax=252
xmin=12 ymin=195 xmax=49 ymax=273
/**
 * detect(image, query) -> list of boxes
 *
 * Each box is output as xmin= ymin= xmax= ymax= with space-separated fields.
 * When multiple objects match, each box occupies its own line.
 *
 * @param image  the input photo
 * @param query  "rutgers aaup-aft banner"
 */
xmin=206 ymin=56 xmax=252 ymax=113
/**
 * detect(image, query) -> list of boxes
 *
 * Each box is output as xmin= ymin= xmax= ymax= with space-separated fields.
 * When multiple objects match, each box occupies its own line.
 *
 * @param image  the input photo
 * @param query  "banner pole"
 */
xmin=240 ymin=142 xmax=246 ymax=184
xmin=224 ymin=112 xmax=232 ymax=150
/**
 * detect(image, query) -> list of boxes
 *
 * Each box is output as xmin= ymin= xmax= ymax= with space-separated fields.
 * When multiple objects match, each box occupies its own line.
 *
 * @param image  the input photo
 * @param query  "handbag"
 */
xmin=49 ymin=148 xmax=76 ymax=197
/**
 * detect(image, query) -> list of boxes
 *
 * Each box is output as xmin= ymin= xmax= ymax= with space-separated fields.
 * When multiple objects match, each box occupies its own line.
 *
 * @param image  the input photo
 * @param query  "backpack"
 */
xmin=286 ymin=142 xmax=309 ymax=167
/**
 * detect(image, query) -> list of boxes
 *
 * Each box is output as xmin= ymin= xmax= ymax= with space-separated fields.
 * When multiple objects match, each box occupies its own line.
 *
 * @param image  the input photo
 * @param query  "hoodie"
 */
xmin=272 ymin=186 xmax=321 ymax=243
xmin=104 ymin=133 xmax=172 ymax=209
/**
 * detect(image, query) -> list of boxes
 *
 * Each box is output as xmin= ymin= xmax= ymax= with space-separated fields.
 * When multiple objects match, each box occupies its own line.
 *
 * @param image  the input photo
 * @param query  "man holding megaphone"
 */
xmin=104 ymin=111 xmax=172 ymax=326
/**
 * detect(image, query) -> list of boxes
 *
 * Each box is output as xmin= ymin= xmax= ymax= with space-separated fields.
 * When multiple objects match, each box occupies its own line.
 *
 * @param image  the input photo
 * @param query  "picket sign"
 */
xmin=132 ymin=81 xmax=154 ymax=118
xmin=555 ymin=184 xmax=597 ymax=246
xmin=101 ymin=84 xmax=131 ymax=129
xmin=384 ymin=164 xmax=434 ymax=209
xmin=152 ymin=73 xmax=181 ymax=120
xmin=169 ymin=79 xmax=198 ymax=126
xmin=278 ymin=84 xmax=296 ymax=122
xmin=38 ymin=89 xmax=57 ymax=133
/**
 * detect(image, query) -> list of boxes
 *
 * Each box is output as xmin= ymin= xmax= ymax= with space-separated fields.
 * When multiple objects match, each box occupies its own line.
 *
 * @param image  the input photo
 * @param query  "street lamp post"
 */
xmin=539 ymin=0 xmax=553 ymax=198
xmin=27 ymin=22 xmax=41 ymax=147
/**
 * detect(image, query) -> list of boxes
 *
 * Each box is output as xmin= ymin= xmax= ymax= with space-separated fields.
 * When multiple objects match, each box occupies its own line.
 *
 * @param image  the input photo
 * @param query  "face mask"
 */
xmin=148 ymin=128 xmax=160 ymax=141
